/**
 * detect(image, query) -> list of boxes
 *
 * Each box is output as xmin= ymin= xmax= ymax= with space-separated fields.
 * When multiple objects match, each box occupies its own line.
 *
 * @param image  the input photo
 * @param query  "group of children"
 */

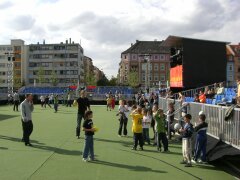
xmin=81 ymin=99 xmax=208 ymax=167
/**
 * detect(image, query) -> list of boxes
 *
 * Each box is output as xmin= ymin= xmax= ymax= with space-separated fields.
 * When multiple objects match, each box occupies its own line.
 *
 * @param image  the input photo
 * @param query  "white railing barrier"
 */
xmin=159 ymin=97 xmax=240 ymax=150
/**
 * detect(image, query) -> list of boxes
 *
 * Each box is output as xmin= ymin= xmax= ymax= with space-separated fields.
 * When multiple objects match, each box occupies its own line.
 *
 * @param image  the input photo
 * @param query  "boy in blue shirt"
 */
xmin=192 ymin=114 xmax=208 ymax=164
xmin=179 ymin=114 xmax=194 ymax=167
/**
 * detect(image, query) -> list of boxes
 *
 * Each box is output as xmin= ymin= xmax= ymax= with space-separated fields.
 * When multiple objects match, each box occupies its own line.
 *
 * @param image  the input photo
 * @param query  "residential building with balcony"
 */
xmin=0 ymin=39 xmax=26 ymax=92
xmin=27 ymin=39 xmax=84 ymax=87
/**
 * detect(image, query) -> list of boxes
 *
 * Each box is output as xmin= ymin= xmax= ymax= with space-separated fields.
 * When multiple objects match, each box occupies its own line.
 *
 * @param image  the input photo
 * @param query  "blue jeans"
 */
xmin=83 ymin=135 xmax=94 ymax=159
xmin=194 ymin=135 xmax=207 ymax=161
xmin=76 ymin=114 xmax=84 ymax=137
xmin=143 ymin=128 xmax=150 ymax=143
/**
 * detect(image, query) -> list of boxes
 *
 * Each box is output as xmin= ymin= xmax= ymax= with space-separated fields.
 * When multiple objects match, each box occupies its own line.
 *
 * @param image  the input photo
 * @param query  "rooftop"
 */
xmin=122 ymin=40 xmax=169 ymax=54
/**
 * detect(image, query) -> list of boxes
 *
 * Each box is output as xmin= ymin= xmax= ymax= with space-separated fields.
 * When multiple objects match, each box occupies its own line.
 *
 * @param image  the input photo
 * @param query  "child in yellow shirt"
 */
xmin=130 ymin=105 xmax=144 ymax=150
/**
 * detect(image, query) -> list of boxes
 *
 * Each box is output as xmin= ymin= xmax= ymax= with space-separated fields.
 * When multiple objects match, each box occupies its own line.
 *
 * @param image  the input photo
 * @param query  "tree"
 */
xmin=128 ymin=71 xmax=139 ymax=87
xmin=108 ymin=76 xmax=117 ymax=86
xmin=85 ymin=72 xmax=96 ymax=86
xmin=50 ymin=70 xmax=58 ymax=86
xmin=38 ymin=66 xmax=45 ymax=85
xmin=97 ymin=76 xmax=109 ymax=86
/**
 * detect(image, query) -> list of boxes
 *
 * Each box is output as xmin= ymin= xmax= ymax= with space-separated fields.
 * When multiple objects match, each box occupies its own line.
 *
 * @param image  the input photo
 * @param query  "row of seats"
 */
xmin=88 ymin=87 xmax=133 ymax=95
xmin=19 ymin=87 xmax=65 ymax=94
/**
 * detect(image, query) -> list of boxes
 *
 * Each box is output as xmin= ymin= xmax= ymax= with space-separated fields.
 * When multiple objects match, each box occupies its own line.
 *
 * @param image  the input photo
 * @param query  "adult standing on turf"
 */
xmin=20 ymin=94 xmax=34 ymax=146
xmin=13 ymin=91 xmax=20 ymax=111
xmin=76 ymin=90 xmax=91 ymax=139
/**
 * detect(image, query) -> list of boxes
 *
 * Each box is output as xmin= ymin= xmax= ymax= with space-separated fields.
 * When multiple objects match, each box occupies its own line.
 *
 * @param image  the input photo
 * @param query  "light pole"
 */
xmin=143 ymin=54 xmax=151 ymax=92
xmin=5 ymin=52 xmax=15 ymax=95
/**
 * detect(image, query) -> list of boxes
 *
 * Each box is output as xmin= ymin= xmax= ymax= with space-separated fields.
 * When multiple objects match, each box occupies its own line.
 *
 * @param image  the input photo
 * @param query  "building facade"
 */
xmin=118 ymin=40 xmax=170 ymax=88
xmin=27 ymin=39 xmax=84 ymax=87
xmin=230 ymin=44 xmax=240 ymax=81
xmin=0 ymin=39 xmax=26 ymax=92
xmin=226 ymin=45 xmax=235 ymax=86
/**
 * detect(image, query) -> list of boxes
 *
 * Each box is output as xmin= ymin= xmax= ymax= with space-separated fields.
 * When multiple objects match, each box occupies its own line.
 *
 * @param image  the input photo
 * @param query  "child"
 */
xmin=142 ymin=108 xmax=151 ymax=145
xmin=152 ymin=105 xmax=169 ymax=152
xmin=82 ymin=111 xmax=96 ymax=162
xmin=111 ymin=97 xmax=116 ymax=110
xmin=179 ymin=114 xmax=194 ymax=167
xmin=107 ymin=96 xmax=112 ymax=111
xmin=53 ymin=95 xmax=58 ymax=113
xmin=118 ymin=100 xmax=128 ymax=137
xmin=192 ymin=113 xmax=208 ymax=164
xmin=130 ymin=106 xmax=144 ymax=150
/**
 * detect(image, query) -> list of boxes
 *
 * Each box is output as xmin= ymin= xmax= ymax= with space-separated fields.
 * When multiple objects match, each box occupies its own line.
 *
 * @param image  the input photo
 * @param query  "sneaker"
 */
xmin=191 ymin=159 xmax=197 ymax=164
xmin=180 ymin=160 xmax=187 ymax=164
xmin=139 ymin=147 xmax=144 ymax=151
xmin=82 ymin=158 xmax=88 ymax=162
xmin=198 ymin=160 xmax=208 ymax=164
xmin=118 ymin=135 xmax=122 ymax=137
xmin=157 ymin=148 xmax=162 ymax=152
xmin=185 ymin=163 xmax=192 ymax=167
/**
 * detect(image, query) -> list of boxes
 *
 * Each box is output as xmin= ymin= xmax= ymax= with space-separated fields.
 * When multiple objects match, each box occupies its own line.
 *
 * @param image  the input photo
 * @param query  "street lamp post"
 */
xmin=5 ymin=52 xmax=15 ymax=95
xmin=143 ymin=54 xmax=151 ymax=92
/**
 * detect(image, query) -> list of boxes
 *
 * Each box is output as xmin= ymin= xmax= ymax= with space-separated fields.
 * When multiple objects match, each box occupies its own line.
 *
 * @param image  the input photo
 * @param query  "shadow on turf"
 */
xmin=0 ymin=135 xmax=45 ymax=145
xmin=120 ymin=149 xmax=202 ymax=180
xmin=92 ymin=160 xmax=167 ymax=174
xmin=0 ymin=147 xmax=8 ymax=150
xmin=32 ymin=144 xmax=82 ymax=156
xmin=95 ymin=138 xmax=133 ymax=147
xmin=0 ymin=114 xmax=19 ymax=121
xmin=0 ymin=135 xmax=81 ymax=156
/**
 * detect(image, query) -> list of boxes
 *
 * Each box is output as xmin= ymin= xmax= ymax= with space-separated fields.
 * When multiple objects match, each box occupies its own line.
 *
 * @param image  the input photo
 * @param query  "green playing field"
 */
xmin=0 ymin=105 xmax=235 ymax=180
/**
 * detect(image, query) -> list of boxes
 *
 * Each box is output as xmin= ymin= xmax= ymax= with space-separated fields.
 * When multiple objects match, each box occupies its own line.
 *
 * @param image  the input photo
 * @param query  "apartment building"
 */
xmin=27 ymin=39 xmax=84 ymax=87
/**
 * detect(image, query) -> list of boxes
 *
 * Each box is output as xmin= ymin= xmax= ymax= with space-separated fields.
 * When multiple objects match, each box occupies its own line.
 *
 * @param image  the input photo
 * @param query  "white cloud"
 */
xmin=0 ymin=0 xmax=240 ymax=78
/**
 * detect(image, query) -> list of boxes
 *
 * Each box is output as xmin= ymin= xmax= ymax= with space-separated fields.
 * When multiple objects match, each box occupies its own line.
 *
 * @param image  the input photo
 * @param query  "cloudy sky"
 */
xmin=0 ymin=0 xmax=240 ymax=78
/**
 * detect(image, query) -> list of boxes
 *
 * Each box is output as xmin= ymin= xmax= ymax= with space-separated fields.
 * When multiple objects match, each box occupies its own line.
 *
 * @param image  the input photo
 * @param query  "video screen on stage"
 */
xmin=170 ymin=65 xmax=183 ymax=87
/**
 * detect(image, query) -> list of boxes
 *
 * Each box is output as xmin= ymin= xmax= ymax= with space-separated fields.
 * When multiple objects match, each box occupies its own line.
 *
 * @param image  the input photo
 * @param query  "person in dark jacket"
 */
xmin=192 ymin=113 xmax=208 ymax=164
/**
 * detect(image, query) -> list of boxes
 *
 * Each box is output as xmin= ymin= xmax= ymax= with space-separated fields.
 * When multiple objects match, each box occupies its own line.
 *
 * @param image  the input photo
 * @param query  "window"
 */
xmin=142 ymin=64 xmax=146 ymax=71
xmin=160 ymin=74 xmax=165 ymax=81
xmin=29 ymin=62 xmax=37 ymax=67
xmin=160 ymin=64 xmax=165 ymax=71
xmin=14 ymin=46 xmax=21 ymax=51
xmin=160 ymin=55 xmax=165 ymax=60
xmin=0 ymin=63 xmax=5 ymax=67
xmin=29 ymin=79 xmax=34 ymax=84
xmin=15 ymin=54 xmax=21 ymax=59
xmin=154 ymin=64 xmax=158 ymax=71
xmin=154 ymin=55 xmax=158 ymax=60
xmin=142 ymin=73 xmax=145 ymax=81
xmin=124 ymin=55 xmax=127 ymax=59
xmin=14 ymin=62 xmax=21 ymax=68
xmin=132 ymin=55 xmax=136 ymax=59
xmin=154 ymin=75 xmax=159 ymax=81
xmin=148 ymin=74 xmax=152 ymax=81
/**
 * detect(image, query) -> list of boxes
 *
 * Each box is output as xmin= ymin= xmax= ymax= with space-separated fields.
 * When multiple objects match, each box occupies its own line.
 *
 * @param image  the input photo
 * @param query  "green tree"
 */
xmin=108 ymin=76 xmax=117 ymax=86
xmin=128 ymin=71 xmax=139 ymax=87
xmin=97 ymin=76 xmax=109 ymax=86
xmin=38 ymin=66 xmax=45 ymax=84
xmin=50 ymin=70 xmax=58 ymax=86
xmin=85 ymin=72 xmax=96 ymax=86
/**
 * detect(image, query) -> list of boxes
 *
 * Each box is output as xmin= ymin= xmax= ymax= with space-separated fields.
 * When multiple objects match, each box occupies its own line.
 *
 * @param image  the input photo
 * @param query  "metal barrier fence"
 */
xmin=159 ymin=97 xmax=240 ymax=150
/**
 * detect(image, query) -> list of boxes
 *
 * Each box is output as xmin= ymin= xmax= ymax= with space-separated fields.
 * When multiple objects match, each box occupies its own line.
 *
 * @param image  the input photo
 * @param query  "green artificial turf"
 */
xmin=0 ymin=105 xmax=235 ymax=180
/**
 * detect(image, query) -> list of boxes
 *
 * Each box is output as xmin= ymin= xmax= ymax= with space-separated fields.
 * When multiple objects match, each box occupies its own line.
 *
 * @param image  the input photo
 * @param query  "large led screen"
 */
xmin=170 ymin=65 xmax=183 ymax=87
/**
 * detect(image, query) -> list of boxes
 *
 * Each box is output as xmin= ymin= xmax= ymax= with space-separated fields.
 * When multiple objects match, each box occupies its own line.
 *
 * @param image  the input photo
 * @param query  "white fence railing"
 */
xmin=159 ymin=97 xmax=240 ymax=150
